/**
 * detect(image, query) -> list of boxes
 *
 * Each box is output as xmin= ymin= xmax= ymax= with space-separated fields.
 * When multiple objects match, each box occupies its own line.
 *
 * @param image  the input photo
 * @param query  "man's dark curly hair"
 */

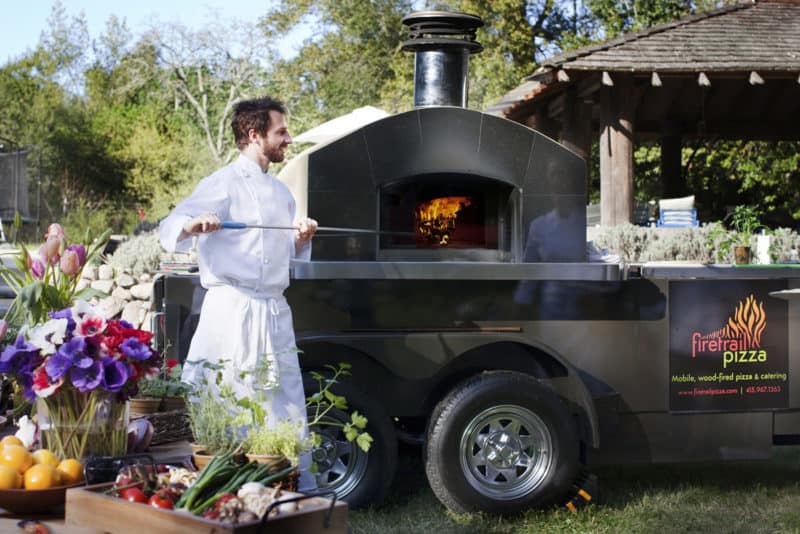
xmin=231 ymin=97 xmax=288 ymax=150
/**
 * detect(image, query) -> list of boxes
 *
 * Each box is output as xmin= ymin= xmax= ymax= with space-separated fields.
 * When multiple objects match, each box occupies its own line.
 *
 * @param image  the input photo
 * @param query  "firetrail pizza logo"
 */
xmin=690 ymin=294 xmax=767 ymax=368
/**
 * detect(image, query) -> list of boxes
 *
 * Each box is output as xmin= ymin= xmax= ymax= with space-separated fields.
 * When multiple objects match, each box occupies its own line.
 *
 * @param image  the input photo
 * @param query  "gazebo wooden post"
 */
xmin=661 ymin=119 xmax=684 ymax=198
xmin=599 ymin=74 xmax=635 ymax=226
xmin=560 ymin=86 xmax=593 ymax=202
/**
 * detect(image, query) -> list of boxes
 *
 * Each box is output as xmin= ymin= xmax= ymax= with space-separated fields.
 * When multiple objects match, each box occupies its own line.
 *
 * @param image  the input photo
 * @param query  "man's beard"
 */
xmin=266 ymin=143 xmax=286 ymax=163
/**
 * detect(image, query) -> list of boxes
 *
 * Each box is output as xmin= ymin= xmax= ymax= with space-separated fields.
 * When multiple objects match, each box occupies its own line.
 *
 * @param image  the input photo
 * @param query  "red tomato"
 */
xmin=120 ymin=487 xmax=148 ymax=503
xmin=148 ymin=493 xmax=174 ymax=509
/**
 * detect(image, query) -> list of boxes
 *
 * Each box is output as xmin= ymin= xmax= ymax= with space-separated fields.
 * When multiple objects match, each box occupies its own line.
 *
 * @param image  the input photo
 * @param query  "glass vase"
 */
xmin=37 ymin=389 xmax=129 ymax=460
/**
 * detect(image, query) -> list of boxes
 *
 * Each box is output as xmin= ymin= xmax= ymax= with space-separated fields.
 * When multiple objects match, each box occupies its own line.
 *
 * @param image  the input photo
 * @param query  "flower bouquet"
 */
xmin=0 ymin=223 xmax=110 ymax=330
xmin=0 ymin=300 xmax=161 ymax=459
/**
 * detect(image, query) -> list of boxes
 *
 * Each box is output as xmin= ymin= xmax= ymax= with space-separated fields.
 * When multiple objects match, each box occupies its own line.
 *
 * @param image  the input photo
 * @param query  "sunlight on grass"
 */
xmin=350 ymin=446 xmax=800 ymax=534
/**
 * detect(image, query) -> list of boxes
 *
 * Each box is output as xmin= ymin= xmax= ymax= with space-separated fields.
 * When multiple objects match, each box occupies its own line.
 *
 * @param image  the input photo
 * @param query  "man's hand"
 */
xmin=296 ymin=217 xmax=318 ymax=243
xmin=183 ymin=212 xmax=221 ymax=235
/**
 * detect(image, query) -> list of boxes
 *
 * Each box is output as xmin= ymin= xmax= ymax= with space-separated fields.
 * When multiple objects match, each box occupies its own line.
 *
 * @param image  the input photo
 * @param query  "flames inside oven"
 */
xmin=379 ymin=174 xmax=513 ymax=260
xmin=414 ymin=196 xmax=473 ymax=247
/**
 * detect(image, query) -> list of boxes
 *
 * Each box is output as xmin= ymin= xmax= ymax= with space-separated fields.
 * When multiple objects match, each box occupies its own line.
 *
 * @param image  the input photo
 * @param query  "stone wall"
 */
xmin=78 ymin=264 xmax=155 ymax=331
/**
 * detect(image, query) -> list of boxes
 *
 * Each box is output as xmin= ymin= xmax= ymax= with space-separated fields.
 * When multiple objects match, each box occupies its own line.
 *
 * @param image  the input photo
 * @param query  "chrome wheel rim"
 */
xmin=459 ymin=404 xmax=553 ymax=500
xmin=310 ymin=419 xmax=368 ymax=498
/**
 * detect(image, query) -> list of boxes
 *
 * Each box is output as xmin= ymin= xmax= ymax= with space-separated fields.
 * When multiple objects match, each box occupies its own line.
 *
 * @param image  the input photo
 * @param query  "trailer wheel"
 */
xmin=425 ymin=371 xmax=579 ymax=514
xmin=304 ymin=376 xmax=397 ymax=508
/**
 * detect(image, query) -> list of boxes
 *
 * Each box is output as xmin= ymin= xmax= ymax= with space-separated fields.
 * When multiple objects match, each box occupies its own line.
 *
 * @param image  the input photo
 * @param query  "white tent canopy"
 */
xmin=293 ymin=106 xmax=389 ymax=144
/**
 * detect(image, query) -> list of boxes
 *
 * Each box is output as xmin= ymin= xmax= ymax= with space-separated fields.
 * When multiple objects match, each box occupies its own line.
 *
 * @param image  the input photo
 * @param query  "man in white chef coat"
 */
xmin=159 ymin=97 xmax=318 ymax=489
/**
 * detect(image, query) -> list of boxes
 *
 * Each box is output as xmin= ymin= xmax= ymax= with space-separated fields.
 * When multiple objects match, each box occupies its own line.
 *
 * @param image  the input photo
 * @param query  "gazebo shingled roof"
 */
xmin=489 ymin=0 xmax=800 ymax=226
xmin=539 ymin=1 xmax=800 ymax=72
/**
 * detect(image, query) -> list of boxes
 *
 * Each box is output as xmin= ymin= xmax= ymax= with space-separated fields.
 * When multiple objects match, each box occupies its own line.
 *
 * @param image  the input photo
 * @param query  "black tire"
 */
xmin=304 ymin=375 xmax=397 ymax=508
xmin=425 ymin=371 xmax=580 ymax=514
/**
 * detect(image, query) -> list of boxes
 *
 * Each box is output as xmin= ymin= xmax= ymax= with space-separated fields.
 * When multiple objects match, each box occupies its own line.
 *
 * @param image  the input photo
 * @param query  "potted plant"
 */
xmin=240 ymin=363 xmax=372 ymax=465
xmin=185 ymin=358 xmax=372 ymax=475
xmin=729 ymin=205 xmax=761 ymax=265
xmin=133 ymin=358 xmax=190 ymax=413
xmin=708 ymin=206 xmax=762 ymax=264
xmin=184 ymin=361 xmax=241 ymax=468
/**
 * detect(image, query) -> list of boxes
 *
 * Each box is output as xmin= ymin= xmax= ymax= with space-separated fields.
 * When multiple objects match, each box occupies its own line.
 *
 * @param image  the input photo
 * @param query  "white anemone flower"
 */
xmin=72 ymin=299 xmax=105 ymax=320
xmin=27 ymin=318 xmax=68 ymax=355
xmin=14 ymin=415 xmax=37 ymax=449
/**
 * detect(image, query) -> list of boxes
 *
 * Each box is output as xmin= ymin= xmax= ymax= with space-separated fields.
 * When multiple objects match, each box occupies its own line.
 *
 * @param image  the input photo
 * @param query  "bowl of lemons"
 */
xmin=0 ymin=435 xmax=85 ymax=514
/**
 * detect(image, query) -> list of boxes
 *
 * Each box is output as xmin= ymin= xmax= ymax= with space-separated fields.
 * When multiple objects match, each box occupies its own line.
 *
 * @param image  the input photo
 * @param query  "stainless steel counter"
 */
xmin=291 ymin=260 xmax=620 ymax=280
xmin=636 ymin=262 xmax=800 ymax=280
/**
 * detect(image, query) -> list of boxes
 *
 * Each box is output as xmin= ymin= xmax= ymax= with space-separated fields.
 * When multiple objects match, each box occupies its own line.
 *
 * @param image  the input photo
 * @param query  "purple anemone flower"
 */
xmin=66 ymin=244 xmax=87 ymax=266
xmin=101 ymin=357 xmax=129 ymax=392
xmin=70 ymin=358 xmax=104 ymax=392
xmin=48 ymin=308 xmax=76 ymax=336
xmin=120 ymin=338 xmax=152 ymax=361
xmin=46 ymin=337 xmax=87 ymax=380
xmin=0 ymin=335 xmax=40 ymax=374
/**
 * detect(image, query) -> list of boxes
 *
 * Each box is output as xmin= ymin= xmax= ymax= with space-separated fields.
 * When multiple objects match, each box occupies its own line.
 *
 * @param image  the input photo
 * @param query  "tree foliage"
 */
xmin=0 ymin=0 xmax=796 ymax=232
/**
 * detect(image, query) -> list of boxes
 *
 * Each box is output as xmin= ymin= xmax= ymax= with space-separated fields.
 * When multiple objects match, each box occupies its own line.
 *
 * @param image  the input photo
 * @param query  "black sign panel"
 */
xmin=669 ymin=280 xmax=788 ymax=412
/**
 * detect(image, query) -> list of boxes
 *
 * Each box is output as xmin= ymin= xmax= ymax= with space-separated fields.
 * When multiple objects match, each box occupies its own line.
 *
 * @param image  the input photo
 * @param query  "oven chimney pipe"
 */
xmin=401 ymin=11 xmax=483 ymax=108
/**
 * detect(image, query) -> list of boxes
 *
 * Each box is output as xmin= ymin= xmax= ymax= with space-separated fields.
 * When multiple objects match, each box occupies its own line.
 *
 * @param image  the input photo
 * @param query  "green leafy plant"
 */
xmin=137 ymin=357 xmax=191 ymax=398
xmin=185 ymin=360 xmax=241 ymax=455
xmin=305 ymin=363 xmax=373 ymax=454
xmin=729 ymin=205 xmax=762 ymax=244
xmin=706 ymin=206 xmax=761 ymax=262
xmin=239 ymin=362 xmax=372 ymax=463
xmin=186 ymin=357 xmax=372 ymax=463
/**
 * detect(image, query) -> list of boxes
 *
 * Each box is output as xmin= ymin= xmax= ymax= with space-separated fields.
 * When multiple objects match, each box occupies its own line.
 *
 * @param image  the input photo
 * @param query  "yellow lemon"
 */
xmin=23 ymin=464 xmax=60 ymax=490
xmin=31 ymin=449 xmax=60 ymax=468
xmin=0 ymin=445 xmax=33 ymax=475
xmin=0 ymin=435 xmax=24 ymax=451
xmin=56 ymin=458 xmax=84 ymax=485
xmin=0 ymin=464 xmax=21 ymax=489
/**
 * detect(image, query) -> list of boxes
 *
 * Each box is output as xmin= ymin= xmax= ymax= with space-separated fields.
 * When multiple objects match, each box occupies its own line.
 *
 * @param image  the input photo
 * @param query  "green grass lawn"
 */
xmin=350 ymin=444 xmax=800 ymax=534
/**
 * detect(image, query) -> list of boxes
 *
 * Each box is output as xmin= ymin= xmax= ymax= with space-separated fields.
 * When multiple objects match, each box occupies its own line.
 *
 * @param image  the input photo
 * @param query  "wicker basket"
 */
xmin=132 ymin=409 xmax=193 ymax=446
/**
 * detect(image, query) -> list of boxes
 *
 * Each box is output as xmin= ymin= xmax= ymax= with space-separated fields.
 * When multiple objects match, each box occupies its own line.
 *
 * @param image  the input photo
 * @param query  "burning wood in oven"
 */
xmin=414 ymin=196 xmax=473 ymax=246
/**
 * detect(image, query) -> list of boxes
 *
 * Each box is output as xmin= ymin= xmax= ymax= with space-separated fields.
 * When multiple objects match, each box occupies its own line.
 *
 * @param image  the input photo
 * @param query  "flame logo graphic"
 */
xmin=696 ymin=294 xmax=766 ymax=349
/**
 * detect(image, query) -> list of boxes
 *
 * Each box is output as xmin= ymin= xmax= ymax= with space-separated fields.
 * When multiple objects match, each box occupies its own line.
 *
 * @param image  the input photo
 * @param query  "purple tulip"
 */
xmin=30 ymin=256 xmax=45 ymax=280
xmin=60 ymin=249 xmax=81 ymax=276
xmin=42 ymin=235 xmax=62 ymax=265
xmin=66 ymin=244 xmax=87 ymax=267
xmin=46 ymin=223 xmax=65 ymax=238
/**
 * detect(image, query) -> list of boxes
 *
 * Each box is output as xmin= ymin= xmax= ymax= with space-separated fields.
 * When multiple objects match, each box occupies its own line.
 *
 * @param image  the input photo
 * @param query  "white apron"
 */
xmin=181 ymin=285 xmax=315 ymax=491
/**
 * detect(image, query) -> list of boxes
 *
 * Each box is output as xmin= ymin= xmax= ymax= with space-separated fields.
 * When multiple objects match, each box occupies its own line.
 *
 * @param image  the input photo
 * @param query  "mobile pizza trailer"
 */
xmin=151 ymin=11 xmax=800 ymax=514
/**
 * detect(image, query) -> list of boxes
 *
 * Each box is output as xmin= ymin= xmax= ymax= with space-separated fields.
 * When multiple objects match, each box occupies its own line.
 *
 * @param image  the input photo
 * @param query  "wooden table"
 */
xmin=0 ymin=515 xmax=103 ymax=533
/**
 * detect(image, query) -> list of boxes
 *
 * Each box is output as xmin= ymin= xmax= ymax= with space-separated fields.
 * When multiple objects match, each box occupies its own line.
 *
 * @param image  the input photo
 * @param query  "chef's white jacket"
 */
xmin=159 ymin=154 xmax=311 ymax=297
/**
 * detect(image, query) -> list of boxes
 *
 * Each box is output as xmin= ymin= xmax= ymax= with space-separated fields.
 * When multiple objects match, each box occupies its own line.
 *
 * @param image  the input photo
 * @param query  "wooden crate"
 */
xmin=65 ymin=483 xmax=348 ymax=534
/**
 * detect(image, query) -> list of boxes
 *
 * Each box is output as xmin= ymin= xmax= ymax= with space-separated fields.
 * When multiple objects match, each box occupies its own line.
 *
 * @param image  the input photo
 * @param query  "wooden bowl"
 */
xmin=0 ymin=482 xmax=84 ymax=514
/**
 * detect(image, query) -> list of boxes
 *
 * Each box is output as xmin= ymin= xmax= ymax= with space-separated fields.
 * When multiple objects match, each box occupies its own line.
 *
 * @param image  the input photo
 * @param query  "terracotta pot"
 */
xmin=734 ymin=245 xmax=751 ymax=265
xmin=128 ymin=397 xmax=161 ymax=415
xmin=192 ymin=450 xmax=214 ymax=471
xmin=159 ymin=396 xmax=186 ymax=412
xmin=189 ymin=442 xmax=207 ymax=455
xmin=245 ymin=454 xmax=290 ymax=472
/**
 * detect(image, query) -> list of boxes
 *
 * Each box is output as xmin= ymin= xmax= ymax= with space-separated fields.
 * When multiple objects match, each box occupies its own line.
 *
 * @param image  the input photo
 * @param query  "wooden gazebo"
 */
xmin=488 ymin=0 xmax=800 ymax=226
